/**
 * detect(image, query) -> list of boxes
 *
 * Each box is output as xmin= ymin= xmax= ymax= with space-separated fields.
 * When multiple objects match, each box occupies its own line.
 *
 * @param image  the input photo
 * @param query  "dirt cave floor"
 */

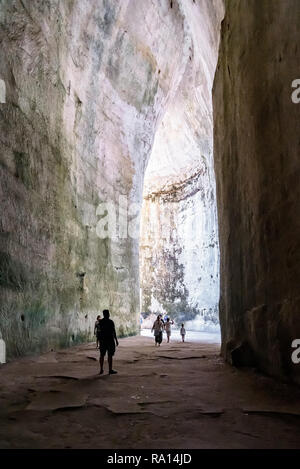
xmin=1 ymin=335 xmax=300 ymax=449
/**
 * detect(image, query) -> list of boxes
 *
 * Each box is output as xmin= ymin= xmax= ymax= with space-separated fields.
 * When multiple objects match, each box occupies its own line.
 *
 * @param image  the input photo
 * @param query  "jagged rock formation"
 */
xmin=140 ymin=165 xmax=220 ymax=328
xmin=140 ymin=1 xmax=223 ymax=328
xmin=2 ymin=0 xmax=298 ymax=388
xmin=214 ymin=0 xmax=300 ymax=383
xmin=0 ymin=0 xmax=224 ymax=357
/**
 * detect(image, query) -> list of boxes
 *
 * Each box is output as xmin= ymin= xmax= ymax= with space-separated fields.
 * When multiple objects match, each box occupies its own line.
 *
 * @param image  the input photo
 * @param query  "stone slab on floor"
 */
xmin=1 ymin=335 xmax=300 ymax=449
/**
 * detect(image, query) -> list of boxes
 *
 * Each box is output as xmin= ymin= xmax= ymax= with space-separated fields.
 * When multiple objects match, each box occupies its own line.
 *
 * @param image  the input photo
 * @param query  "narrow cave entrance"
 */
xmin=139 ymin=125 xmax=220 ymax=337
xmin=139 ymin=7 xmax=222 ymax=337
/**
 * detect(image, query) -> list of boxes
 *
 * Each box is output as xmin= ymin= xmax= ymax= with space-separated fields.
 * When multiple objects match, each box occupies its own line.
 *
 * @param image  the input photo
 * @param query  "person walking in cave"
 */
xmin=98 ymin=310 xmax=119 ymax=375
xmin=94 ymin=315 xmax=101 ymax=349
xmin=151 ymin=315 xmax=164 ymax=346
xmin=164 ymin=317 xmax=174 ymax=343
xmin=158 ymin=314 xmax=165 ymax=327
xmin=180 ymin=323 xmax=186 ymax=343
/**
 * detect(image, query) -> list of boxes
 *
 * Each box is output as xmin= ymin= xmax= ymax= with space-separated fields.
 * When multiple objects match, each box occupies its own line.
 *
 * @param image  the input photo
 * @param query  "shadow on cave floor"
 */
xmin=141 ymin=328 xmax=221 ymax=344
xmin=1 ymin=335 xmax=300 ymax=449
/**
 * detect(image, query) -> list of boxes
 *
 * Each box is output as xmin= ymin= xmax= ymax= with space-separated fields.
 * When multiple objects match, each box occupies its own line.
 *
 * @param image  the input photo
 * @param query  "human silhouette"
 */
xmin=94 ymin=315 xmax=101 ymax=349
xmin=180 ymin=323 xmax=186 ymax=343
xmin=98 ymin=310 xmax=119 ymax=375
xmin=151 ymin=314 xmax=164 ymax=346
xmin=164 ymin=317 xmax=174 ymax=343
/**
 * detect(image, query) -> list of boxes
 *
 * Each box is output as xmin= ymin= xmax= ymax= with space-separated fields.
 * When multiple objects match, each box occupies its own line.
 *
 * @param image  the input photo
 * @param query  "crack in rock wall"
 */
xmin=214 ymin=0 xmax=300 ymax=383
xmin=1 ymin=0 xmax=208 ymax=357
xmin=140 ymin=0 xmax=224 ymax=329
xmin=140 ymin=167 xmax=220 ymax=329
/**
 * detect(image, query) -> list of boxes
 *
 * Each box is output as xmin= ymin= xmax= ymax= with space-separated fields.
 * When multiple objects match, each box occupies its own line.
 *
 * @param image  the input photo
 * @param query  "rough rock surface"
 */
xmin=213 ymin=0 xmax=300 ymax=383
xmin=140 ymin=0 xmax=224 ymax=326
xmin=140 ymin=167 xmax=220 ymax=327
xmin=0 ymin=0 xmax=223 ymax=357
xmin=1 ymin=335 xmax=300 ymax=448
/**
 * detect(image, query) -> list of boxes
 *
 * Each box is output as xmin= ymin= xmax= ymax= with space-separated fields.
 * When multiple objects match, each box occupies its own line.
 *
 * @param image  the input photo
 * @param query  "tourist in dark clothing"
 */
xmin=151 ymin=314 xmax=164 ymax=346
xmin=94 ymin=315 xmax=101 ymax=349
xmin=99 ymin=309 xmax=119 ymax=375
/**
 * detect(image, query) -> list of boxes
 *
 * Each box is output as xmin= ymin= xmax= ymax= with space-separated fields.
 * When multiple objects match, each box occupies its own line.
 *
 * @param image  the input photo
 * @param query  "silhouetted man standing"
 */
xmin=99 ymin=309 xmax=119 ymax=375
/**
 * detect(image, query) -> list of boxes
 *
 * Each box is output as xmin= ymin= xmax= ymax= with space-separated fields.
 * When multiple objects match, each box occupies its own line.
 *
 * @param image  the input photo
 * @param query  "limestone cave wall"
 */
xmin=0 ymin=0 xmax=224 ymax=357
xmin=140 ymin=0 xmax=224 ymax=329
xmin=214 ymin=0 xmax=300 ymax=382
xmin=140 ymin=166 xmax=220 ymax=328
xmin=0 ymin=0 xmax=191 ymax=356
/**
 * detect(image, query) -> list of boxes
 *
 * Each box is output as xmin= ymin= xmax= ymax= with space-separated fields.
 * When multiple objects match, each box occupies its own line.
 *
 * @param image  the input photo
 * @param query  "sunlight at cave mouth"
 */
xmin=139 ymin=1 xmax=222 ymax=331
xmin=139 ymin=129 xmax=220 ymax=333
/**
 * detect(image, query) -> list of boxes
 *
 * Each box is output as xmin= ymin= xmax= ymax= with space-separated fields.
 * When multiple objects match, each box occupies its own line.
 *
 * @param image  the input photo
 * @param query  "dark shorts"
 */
xmin=100 ymin=339 xmax=115 ymax=357
xmin=155 ymin=331 xmax=163 ymax=344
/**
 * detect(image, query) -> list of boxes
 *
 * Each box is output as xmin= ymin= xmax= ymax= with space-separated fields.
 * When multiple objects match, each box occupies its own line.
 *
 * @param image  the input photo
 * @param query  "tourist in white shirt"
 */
xmin=164 ymin=317 xmax=174 ymax=343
